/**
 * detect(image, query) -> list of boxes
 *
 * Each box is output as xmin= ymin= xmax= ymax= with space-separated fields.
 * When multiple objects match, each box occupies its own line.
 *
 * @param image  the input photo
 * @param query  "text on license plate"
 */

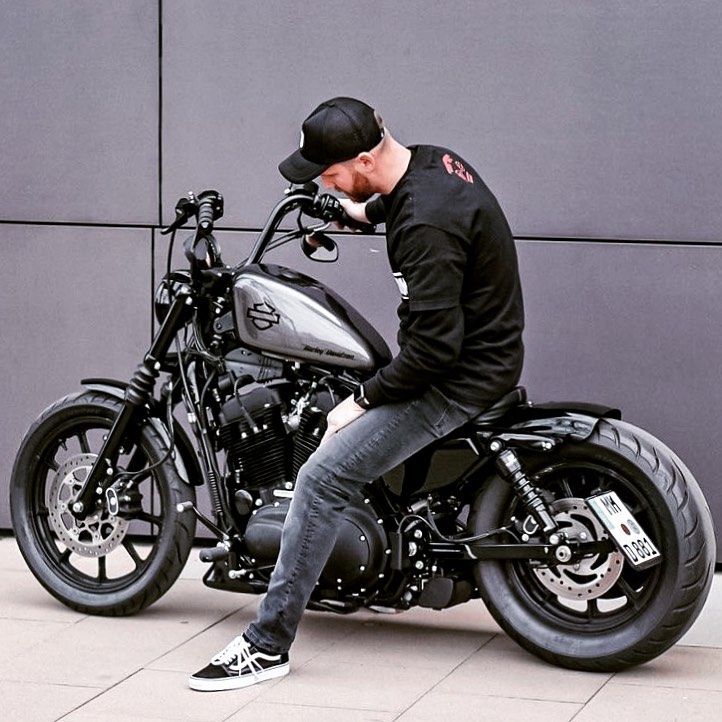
xmin=586 ymin=491 xmax=662 ymax=570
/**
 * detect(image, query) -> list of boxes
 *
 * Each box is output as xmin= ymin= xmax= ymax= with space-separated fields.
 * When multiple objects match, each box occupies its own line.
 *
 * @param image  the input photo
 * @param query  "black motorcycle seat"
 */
xmin=470 ymin=386 xmax=527 ymax=426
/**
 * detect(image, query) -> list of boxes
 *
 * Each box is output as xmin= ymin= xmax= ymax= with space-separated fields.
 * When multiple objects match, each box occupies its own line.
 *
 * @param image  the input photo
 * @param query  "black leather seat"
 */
xmin=470 ymin=386 xmax=527 ymax=426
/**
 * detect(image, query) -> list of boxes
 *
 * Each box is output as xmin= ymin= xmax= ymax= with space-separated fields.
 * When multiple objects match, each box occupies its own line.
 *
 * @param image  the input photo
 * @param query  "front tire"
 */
xmin=471 ymin=418 xmax=715 ymax=671
xmin=10 ymin=391 xmax=197 ymax=615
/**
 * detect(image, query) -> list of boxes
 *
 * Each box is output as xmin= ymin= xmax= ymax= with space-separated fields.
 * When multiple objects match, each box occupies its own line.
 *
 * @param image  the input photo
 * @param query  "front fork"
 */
xmin=70 ymin=292 xmax=193 ymax=516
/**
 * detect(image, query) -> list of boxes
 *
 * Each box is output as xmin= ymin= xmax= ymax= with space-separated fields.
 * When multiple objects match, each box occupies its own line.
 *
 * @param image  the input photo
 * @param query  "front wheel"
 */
xmin=471 ymin=418 xmax=715 ymax=671
xmin=10 ymin=391 xmax=197 ymax=615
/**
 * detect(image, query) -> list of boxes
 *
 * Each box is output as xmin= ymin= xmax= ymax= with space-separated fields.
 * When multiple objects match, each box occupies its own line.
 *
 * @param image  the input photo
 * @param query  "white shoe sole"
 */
xmin=188 ymin=662 xmax=290 ymax=692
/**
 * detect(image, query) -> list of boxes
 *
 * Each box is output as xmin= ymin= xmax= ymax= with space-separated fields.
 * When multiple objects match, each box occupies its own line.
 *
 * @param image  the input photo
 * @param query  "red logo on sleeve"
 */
xmin=442 ymin=153 xmax=474 ymax=184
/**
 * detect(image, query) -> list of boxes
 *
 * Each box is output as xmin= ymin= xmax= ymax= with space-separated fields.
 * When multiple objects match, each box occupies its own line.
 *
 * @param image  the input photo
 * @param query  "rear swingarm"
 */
xmin=428 ymin=539 xmax=614 ymax=563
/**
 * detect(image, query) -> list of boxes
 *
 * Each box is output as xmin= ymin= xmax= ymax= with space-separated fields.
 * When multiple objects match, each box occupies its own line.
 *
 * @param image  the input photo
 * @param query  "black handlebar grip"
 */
xmin=197 ymin=200 xmax=215 ymax=232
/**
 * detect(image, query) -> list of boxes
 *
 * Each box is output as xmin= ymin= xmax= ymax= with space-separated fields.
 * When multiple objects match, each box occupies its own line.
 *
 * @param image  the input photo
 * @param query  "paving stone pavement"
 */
xmin=0 ymin=536 xmax=719 ymax=722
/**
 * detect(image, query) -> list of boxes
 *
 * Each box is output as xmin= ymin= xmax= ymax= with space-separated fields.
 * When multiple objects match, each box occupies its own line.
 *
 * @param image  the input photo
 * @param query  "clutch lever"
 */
xmin=160 ymin=196 xmax=197 ymax=235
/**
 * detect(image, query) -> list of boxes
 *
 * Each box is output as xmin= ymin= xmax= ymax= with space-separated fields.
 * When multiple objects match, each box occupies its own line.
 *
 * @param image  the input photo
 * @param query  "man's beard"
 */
xmin=347 ymin=170 xmax=374 ymax=202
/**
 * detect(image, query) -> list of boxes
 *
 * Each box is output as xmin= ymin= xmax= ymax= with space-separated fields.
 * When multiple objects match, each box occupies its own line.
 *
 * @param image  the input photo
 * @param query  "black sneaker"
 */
xmin=188 ymin=635 xmax=290 ymax=692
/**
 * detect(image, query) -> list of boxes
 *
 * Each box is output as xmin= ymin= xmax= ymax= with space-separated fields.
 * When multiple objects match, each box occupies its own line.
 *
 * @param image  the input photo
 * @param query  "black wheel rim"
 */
xmin=503 ymin=460 xmax=666 ymax=632
xmin=27 ymin=413 xmax=169 ymax=594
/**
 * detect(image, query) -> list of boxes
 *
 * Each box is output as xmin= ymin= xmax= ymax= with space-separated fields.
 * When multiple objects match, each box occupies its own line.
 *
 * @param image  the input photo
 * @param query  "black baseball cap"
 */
xmin=279 ymin=97 xmax=384 ymax=183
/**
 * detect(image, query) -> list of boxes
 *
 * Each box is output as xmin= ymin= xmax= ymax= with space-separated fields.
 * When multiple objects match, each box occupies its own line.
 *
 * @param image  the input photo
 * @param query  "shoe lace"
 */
xmin=212 ymin=636 xmax=246 ymax=666
xmin=211 ymin=636 xmax=264 ymax=678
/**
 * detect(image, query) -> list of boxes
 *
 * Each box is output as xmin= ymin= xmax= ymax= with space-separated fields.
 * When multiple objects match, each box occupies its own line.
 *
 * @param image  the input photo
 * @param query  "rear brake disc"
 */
xmin=531 ymin=497 xmax=623 ymax=600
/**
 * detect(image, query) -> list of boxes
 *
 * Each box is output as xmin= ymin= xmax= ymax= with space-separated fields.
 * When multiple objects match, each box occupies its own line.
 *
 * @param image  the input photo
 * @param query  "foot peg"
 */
xmin=199 ymin=544 xmax=230 ymax=563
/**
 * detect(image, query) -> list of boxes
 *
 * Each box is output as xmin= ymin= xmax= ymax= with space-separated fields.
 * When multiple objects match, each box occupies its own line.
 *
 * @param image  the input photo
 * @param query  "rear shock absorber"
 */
xmin=494 ymin=449 xmax=557 ymax=534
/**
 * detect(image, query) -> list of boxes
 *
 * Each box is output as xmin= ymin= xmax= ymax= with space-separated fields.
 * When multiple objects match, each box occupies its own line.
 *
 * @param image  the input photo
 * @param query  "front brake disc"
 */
xmin=47 ymin=453 xmax=129 ymax=558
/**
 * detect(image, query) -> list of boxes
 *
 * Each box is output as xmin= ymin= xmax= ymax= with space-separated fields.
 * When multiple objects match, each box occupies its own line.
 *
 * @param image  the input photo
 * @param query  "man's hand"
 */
xmin=320 ymin=394 xmax=367 ymax=444
xmin=337 ymin=198 xmax=369 ymax=229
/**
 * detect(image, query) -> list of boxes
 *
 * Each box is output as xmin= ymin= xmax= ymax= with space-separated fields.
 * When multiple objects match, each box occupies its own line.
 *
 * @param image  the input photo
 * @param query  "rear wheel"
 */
xmin=471 ymin=418 xmax=715 ymax=671
xmin=10 ymin=391 xmax=197 ymax=615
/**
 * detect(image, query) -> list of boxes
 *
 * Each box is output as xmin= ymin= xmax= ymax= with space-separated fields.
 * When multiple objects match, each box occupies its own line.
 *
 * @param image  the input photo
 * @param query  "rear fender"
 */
xmin=478 ymin=402 xmax=622 ymax=444
xmin=80 ymin=378 xmax=203 ymax=486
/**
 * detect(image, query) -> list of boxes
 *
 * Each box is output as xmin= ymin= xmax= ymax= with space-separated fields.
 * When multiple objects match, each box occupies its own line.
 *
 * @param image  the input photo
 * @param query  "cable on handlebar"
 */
xmin=166 ymin=228 xmax=177 ymax=287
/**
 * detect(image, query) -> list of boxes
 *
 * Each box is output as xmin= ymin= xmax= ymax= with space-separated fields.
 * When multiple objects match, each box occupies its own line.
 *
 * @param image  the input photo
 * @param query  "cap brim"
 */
xmin=278 ymin=148 xmax=328 ymax=184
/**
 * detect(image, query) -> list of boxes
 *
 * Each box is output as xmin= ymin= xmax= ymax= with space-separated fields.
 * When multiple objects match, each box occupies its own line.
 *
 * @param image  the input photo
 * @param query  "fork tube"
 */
xmin=71 ymin=292 xmax=193 ymax=515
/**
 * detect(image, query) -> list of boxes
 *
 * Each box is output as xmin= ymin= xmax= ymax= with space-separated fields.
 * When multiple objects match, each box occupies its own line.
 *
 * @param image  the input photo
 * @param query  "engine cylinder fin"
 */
xmin=219 ymin=405 xmax=289 ymax=488
xmin=292 ymin=407 xmax=327 ymax=479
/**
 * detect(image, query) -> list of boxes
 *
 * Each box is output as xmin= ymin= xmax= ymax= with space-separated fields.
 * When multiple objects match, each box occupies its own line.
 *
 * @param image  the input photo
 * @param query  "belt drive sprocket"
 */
xmin=47 ymin=453 xmax=129 ymax=557
xmin=531 ymin=497 xmax=623 ymax=600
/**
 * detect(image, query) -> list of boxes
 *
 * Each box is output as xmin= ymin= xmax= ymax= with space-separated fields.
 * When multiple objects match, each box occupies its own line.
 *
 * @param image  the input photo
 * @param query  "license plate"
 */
xmin=587 ymin=491 xmax=662 ymax=570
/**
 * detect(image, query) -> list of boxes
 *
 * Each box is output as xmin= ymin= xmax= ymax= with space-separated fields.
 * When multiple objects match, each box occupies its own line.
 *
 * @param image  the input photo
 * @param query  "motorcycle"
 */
xmin=10 ymin=185 xmax=715 ymax=672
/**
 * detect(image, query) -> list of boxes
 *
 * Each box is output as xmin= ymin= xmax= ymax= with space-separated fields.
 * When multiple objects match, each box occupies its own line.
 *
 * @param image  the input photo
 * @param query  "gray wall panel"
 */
xmin=516 ymin=240 xmax=722 ymax=553
xmin=0 ymin=225 xmax=151 ymax=527
xmin=163 ymin=1 xmax=722 ymax=240
xmin=3 ymin=1 xmax=721 ymax=561
xmin=0 ymin=2 xmax=158 ymax=224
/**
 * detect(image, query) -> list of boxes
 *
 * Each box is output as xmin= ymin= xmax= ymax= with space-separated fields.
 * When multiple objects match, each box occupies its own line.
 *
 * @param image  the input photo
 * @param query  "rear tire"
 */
xmin=471 ymin=418 xmax=715 ymax=671
xmin=10 ymin=391 xmax=197 ymax=616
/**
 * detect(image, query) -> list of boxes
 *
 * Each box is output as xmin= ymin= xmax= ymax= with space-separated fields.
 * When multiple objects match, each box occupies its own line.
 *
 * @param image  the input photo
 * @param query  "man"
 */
xmin=189 ymin=97 xmax=524 ymax=691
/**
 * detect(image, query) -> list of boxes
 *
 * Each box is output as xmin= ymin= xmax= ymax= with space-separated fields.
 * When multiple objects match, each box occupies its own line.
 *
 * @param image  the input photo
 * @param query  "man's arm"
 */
xmin=364 ymin=197 xmax=386 ymax=225
xmin=361 ymin=225 xmax=467 ymax=407
xmin=363 ymin=304 xmax=464 ymax=406
xmin=339 ymin=197 xmax=386 ymax=225
xmin=319 ymin=225 xmax=466 ymax=442
xmin=317 ymin=198 xmax=388 ymax=444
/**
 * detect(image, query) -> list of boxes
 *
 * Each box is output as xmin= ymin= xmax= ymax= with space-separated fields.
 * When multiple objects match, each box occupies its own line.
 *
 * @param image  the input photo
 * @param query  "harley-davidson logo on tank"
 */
xmin=233 ymin=265 xmax=376 ymax=371
xmin=247 ymin=302 xmax=280 ymax=330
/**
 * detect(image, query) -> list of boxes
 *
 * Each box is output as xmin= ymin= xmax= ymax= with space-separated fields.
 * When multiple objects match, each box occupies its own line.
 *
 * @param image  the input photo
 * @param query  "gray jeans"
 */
xmin=244 ymin=385 xmax=479 ymax=654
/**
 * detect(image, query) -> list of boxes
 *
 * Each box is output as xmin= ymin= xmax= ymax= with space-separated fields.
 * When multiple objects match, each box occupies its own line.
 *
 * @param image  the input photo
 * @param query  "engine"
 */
xmin=215 ymin=379 xmax=332 ymax=490
xmin=217 ymin=384 xmax=290 ymax=489
xmin=212 ymin=368 xmax=389 ymax=594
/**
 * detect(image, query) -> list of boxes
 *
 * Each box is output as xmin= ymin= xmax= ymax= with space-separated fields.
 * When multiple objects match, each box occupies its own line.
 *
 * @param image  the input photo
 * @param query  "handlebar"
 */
xmin=162 ymin=184 xmax=376 ymax=268
xmin=163 ymin=184 xmax=373 ymax=238
xmin=240 ymin=183 xmax=377 ymax=265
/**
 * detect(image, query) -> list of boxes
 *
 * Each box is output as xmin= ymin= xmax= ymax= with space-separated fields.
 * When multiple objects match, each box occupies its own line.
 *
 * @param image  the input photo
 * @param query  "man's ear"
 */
xmin=355 ymin=151 xmax=376 ymax=173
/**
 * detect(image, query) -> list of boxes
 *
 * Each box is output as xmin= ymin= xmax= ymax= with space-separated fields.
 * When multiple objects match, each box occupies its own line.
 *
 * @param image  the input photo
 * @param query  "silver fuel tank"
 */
xmin=232 ymin=264 xmax=391 ymax=372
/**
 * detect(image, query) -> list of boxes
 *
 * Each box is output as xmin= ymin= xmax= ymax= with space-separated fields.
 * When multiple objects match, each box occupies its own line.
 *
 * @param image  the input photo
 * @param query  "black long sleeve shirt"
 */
xmin=361 ymin=145 xmax=525 ymax=412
